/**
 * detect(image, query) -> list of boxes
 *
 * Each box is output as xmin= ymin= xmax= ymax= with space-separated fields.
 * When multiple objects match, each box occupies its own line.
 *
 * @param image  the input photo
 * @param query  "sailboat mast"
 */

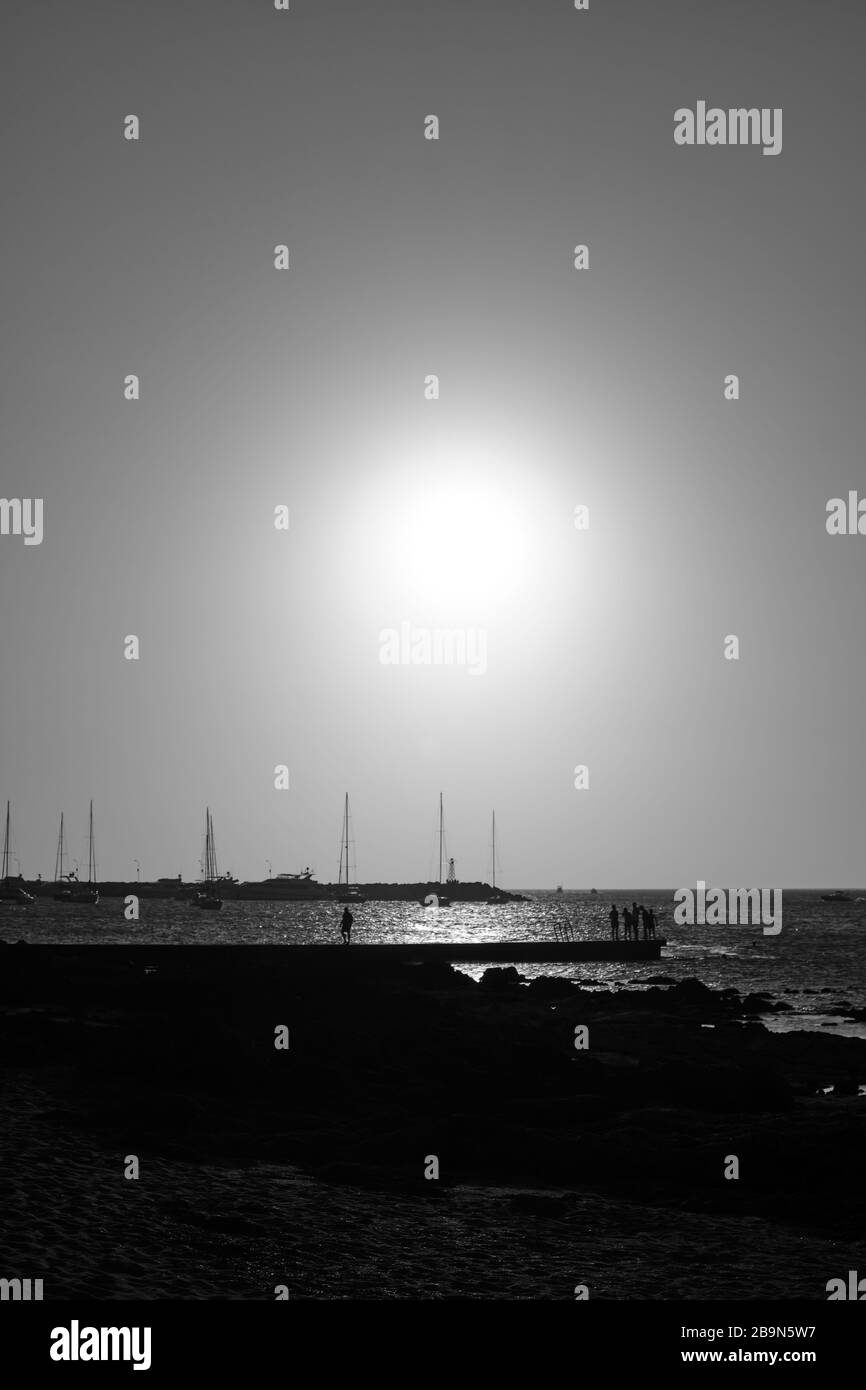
xmin=439 ymin=793 xmax=444 ymax=884
xmin=492 ymin=811 xmax=496 ymax=891
xmin=344 ymin=794 xmax=350 ymax=888
xmin=55 ymin=813 xmax=65 ymax=882
xmin=2 ymin=800 xmax=9 ymax=880
xmin=87 ymin=800 xmax=95 ymax=885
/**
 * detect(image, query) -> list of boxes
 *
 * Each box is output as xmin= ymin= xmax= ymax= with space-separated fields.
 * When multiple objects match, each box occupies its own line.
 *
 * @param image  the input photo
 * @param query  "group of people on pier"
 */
xmin=609 ymin=901 xmax=657 ymax=941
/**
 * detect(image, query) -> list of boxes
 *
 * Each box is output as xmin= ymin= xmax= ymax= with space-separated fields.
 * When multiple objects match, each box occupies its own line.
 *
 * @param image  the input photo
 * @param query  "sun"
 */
xmin=386 ymin=475 xmax=529 ymax=612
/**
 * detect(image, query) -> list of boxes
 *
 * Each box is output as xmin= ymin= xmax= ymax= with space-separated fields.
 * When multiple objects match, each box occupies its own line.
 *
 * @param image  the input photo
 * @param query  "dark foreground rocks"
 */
xmin=1 ymin=945 xmax=865 ymax=1244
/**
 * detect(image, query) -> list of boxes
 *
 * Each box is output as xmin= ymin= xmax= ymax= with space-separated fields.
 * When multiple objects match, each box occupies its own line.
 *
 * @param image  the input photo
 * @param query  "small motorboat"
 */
xmin=0 ymin=880 xmax=35 ymax=904
xmin=821 ymin=890 xmax=853 ymax=903
xmin=54 ymin=886 xmax=99 ymax=905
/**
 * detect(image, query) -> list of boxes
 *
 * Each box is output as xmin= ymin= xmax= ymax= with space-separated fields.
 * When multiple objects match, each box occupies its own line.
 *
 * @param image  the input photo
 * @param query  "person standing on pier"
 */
xmin=609 ymin=903 xmax=619 ymax=940
xmin=340 ymin=906 xmax=353 ymax=944
xmin=623 ymin=906 xmax=632 ymax=940
xmin=646 ymin=908 xmax=656 ymax=940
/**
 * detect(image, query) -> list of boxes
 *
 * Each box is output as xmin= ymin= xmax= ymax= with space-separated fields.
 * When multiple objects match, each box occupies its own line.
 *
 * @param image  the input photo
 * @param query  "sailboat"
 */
xmin=422 ymin=792 xmax=451 ymax=906
xmin=337 ymin=795 xmax=366 ymax=904
xmin=195 ymin=808 xmax=223 ymax=910
xmin=52 ymin=812 xmax=69 ymax=899
xmin=0 ymin=801 xmax=35 ymax=903
xmin=54 ymin=802 xmax=99 ymax=905
xmin=485 ymin=811 xmax=507 ymax=905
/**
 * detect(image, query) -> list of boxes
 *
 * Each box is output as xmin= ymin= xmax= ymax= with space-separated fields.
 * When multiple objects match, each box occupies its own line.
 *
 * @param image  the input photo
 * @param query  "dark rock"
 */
xmin=525 ymin=976 xmax=578 ymax=999
xmin=833 ymin=1079 xmax=859 ymax=1095
xmin=478 ymin=966 xmax=524 ymax=992
xmin=741 ymin=993 xmax=781 ymax=1013
xmin=645 ymin=1060 xmax=793 ymax=1112
xmin=673 ymin=978 xmax=716 ymax=1002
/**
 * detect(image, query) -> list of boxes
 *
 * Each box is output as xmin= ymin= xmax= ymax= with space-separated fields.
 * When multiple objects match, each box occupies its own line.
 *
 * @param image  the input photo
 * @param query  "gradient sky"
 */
xmin=1 ymin=0 xmax=864 ymax=886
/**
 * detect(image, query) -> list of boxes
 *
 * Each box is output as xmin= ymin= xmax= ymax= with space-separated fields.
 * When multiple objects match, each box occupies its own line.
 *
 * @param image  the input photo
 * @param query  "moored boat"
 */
xmin=337 ymin=795 xmax=367 ymax=904
xmin=0 ymin=801 xmax=35 ymax=903
xmin=485 ymin=811 xmax=507 ymax=904
xmin=421 ymin=793 xmax=451 ymax=906
xmin=54 ymin=802 xmax=99 ymax=905
xmin=195 ymin=809 xmax=223 ymax=910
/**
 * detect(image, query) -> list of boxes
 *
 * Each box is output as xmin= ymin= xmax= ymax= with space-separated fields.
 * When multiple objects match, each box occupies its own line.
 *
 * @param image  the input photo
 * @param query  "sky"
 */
xmin=1 ymin=0 xmax=864 ymax=887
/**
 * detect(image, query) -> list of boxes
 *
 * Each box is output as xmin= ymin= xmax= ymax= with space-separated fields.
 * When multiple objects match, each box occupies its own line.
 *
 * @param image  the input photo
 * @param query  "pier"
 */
xmin=291 ymin=940 xmax=666 ymax=964
xmin=0 ymin=939 xmax=665 ymax=969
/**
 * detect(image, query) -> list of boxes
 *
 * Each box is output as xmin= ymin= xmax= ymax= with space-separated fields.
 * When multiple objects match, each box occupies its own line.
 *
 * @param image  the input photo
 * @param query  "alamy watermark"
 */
xmin=826 ymin=492 xmax=866 ymax=534
xmin=0 ymin=1277 xmax=43 ymax=1300
xmin=674 ymin=103 xmax=782 ymax=157
xmin=673 ymin=881 xmax=782 ymax=935
xmin=379 ymin=622 xmax=487 ymax=676
xmin=50 ymin=1322 xmax=152 ymax=1371
xmin=826 ymin=1270 xmax=866 ymax=1300
xmin=0 ymin=498 xmax=43 ymax=545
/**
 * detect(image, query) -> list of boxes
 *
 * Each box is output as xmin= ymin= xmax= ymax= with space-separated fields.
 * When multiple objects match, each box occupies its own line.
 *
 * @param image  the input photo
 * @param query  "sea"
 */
xmin=3 ymin=889 xmax=865 ymax=1039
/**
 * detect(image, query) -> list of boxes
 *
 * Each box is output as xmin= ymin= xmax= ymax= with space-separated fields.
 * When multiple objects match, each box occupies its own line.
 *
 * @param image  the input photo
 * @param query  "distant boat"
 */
xmin=337 ymin=800 xmax=366 ymax=906
xmin=53 ymin=802 xmax=99 ymax=905
xmin=0 ymin=801 xmax=34 ymax=903
xmin=52 ymin=812 xmax=71 ymax=900
xmin=589 ymin=888 xmax=599 ymax=896
xmin=195 ymin=808 xmax=223 ymax=910
xmin=485 ymin=811 xmax=507 ymax=904
xmin=230 ymin=869 xmax=329 ymax=901
xmin=555 ymin=885 xmax=564 ymax=894
xmin=821 ymin=890 xmax=853 ymax=903
xmin=422 ymin=792 xmax=451 ymax=906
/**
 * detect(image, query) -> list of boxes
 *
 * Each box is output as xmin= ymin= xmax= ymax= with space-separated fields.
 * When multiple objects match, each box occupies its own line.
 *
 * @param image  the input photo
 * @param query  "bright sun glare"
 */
xmin=388 ymin=478 xmax=528 ymax=611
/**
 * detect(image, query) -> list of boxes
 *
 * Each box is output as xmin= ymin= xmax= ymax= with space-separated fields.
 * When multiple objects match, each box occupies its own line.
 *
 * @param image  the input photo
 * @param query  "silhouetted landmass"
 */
xmin=19 ymin=880 xmax=527 ymax=902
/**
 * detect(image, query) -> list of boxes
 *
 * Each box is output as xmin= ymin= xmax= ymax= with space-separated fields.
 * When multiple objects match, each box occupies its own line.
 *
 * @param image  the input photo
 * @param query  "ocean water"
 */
xmin=2 ymin=889 xmax=865 ymax=1036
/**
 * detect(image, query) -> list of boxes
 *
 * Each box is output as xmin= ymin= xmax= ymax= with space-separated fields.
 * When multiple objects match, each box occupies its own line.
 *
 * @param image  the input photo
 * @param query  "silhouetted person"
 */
xmin=623 ymin=907 xmax=632 ymax=940
xmin=609 ymin=903 xmax=619 ymax=940
xmin=647 ymin=908 xmax=656 ymax=940
xmin=638 ymin=905 xmax=648 ymax=940
xmin=340 ymin=906 xmax=353 ymax=944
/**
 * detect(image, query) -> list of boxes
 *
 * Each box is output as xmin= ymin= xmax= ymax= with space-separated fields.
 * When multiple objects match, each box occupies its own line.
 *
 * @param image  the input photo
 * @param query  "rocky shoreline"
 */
xmin=0 ymin=943 xmax=864 ymax=1298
